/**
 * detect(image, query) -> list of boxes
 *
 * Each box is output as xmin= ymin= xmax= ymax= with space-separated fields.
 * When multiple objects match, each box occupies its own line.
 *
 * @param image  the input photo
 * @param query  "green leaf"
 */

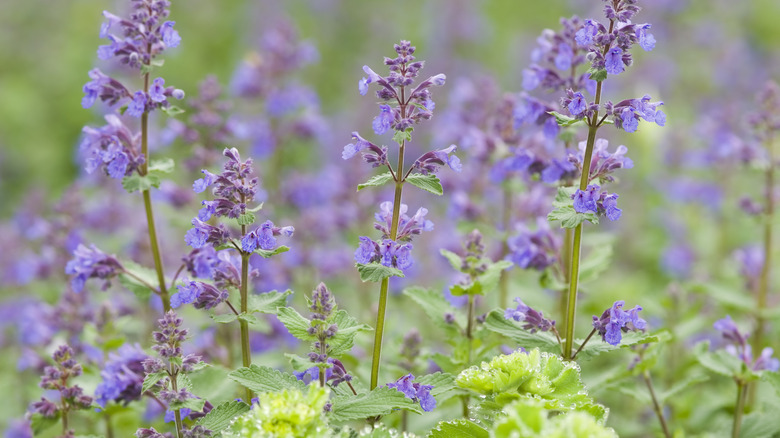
xmin=211 ymin=313 xmax=239 ymax=324
xmin=170 ymin=397 xmax=207 ymax=412
xmin=276 ymin=307 xmax=315 ymax=342
xmin=285 ymin=353 xmax=314 ymax=372
xmin=473 ymin=260 xmax=513 ymax=295
xmin=30 ymin=413 xmax=60 ymax=435
xmin=587 ymin=67 xmax=608 ymax=82
xmin=403 ymin=286 xmax=463 ymax=332
xmin=117 ymin=260 xmax=160 ymax=300
xmin=405 ymin=173 xmax=444 ymax=196
xmin=740 ymin=410 xmax=780 ymax=438
xmin=122 ymin=173 xmax=162 ymax=193
xmin=416 ymin=372 xmax=457 ymax=399
xmin=247 ymin=202 xmax=265 ymax=213
xmin=762 ymin=370 xmax=780 ymax=398
xmin=393 ymin=127 xmax=413 ymax=144
xmin=427 ymin=419 xmax=489 ymax=438
xmin=328 ymin=310 xmax=373 ymax=356
xmin=659 ymin=374 xmax=709 ymax=403
xmin=101 ymin=337 xmax=126 ymax=352
xmin=238 ymin=313 xmax=259 ymax=325
xmin=575 ymin=330 xmax=672 ymax=361
xmin=356 ymin=262 xmax=405 ymax=282
xmin=246 ymin=290 xmax=292 ymax=314
xmin=579 ymin=243 xmax=613 ymax=283
xmin=693 ymin=341 xmax=747 ymax=378
xmin=483 ymin=310 xmax=559 ymax=352
xmin=236 ymin=212 xmax=256 ymax=226
xmin=357 ymin=172 xmax=394 ymax=191
xmin=140 ymin=59 xmax=164 ymax=75
xmin=329 ymin=387 xmax=422 ymax=422
xmin=548 ymin=111 xmax=587 ymax=128
xmin=162 ymin=105 xmax=186 ymax=117
xmin=228 ymin=364 xmax=306 ymax=394
xmin=253 ymin=245 xmax=290 ymax=258
xmin=149 ymin=158 xmax=174 ymax=173
xmin=197 ymin=400 xmax=251 ymax=433
xmin=142 ymin=371 xmax=168 ymax=393
xmin=440 ymin=249 xmax=463 ymax=272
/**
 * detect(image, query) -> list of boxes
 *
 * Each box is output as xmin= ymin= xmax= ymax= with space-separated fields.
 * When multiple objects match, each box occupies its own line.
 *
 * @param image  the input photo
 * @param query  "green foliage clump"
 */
xmin=492 ymin=399 xmax=618 ymax=438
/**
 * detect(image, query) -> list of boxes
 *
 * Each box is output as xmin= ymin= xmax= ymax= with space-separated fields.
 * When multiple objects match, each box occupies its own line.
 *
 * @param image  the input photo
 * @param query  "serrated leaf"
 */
xmin=142 ymin=371 xmax=168 ymax=393
xmin=149 ymin=158 xmax=174 ymax=173
xmin=246 ymin=203 xmax=264 ymax=213
xmin=329 ymin=387 xmax=422 ymax=422
xmin=405 ymin=173 xmax=444 ymax=196
xmin=416 ymin=372 xmax=457 ymax=399
xmin=253 ymin=245 xmax=289 ymax=258
xmin=246 ymin=290 xmax=292 ymax=314
xmin=548 ymin=111 xmax=587 ymax=128
xmin=427 ymin=419 xmax=489 ymax=438
xmin=228 ymin=364 xmax=306 ymax=394
xmin=587 ymin=67 xmax=608 ymax=82
xmin=357 ymin=172 xmax=394 ymax=191
xmin=162 ymin=105 xmax=185 ymax=117
xmin=276 ymin=307 xmax=315 ymax=341
xmin=575 ymin=330 xmax=672 ymax=361
xmin=356 ymin=262 xmax=405 ymax=282
xmin=122 ymin=173 xmax=162 ymax=193
xmin=658 ymin=374 xmax=709 ymax=403
xmin=548 ymin=187 xmax=599 ymax=228
xmin=393 ymin=128 xmax=413 ymax=144
xmin=762 ymin=371 xmax=780 ymax=398
xmin=579 ymin=243 xmax=613 ymax=283
xmin=285 ymin=353 xmax=314 ymax=372
xmin=211 ymin=313 xmax=239 ymax=324
xmin=170 ymin=397 xmax=207 ymax=412
xmin=473 ymin=260 xmax=513 ymax=295
xmin=328 ymin=310 xmax=373 ymax=356
xmin=693 ymin=341 xmax=746 ymax=378
xmin=403 ymin=286 xmax=463 ymax=332
xmin=236 ymin=212 xmax=256 ymax=226
xmin=440 ymin=249 xmax=463 ymax=272
xmin=483 ymin=310 xmax=559 ymax=352
xmin=197 ymin=400 xmax=251 ymax=433
xmin=740 ymin=410 xmax=780 ymax=438
xmin=238 ymin=313 xmax=259 ymax=325
xmin=118 ymin=260 xmax=161 ymax=301
xmin=30 ymin=413 xmax=60 ymax=435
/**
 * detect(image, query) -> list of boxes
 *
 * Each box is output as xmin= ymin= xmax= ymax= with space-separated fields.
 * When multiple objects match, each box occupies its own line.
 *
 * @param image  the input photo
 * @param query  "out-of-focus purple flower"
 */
xmin=373 ymin=104 xmax=394 ymax=135
xmin=733 ymin=246 xmax=764 ymax=291
xmin=387 ymin=373 xmax=436 ymax=412
xmin=161 ymin=21 xmax=181 ymax=48
xmin=4 ymin=419 xmax=32 ymax=438
xmin=95 ymin=344 xmax=148 ymax=408
xmin=507 ymin=218 xmax=559 ymax=271
xmin=65 ymin=244 xmax=123 ymax=293
xmin=714 ymin=315 xmax=779 ymax=372
xmin=660 ymin=244 xmax=695 ymax=279
xmin=636 ymin=24 xmax=656 ymax=51
xmin=504 ymin=297 xmax=555 ymax=333
xmin=592 ymin=301 xmax=646 ymax=346
xmin=127 ymin=91 xmax=147 ymax=117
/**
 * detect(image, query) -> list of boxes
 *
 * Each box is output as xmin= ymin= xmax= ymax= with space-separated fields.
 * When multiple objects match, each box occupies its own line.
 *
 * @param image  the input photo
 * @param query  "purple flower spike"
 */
xmin=576 ymin=19 xmax=598 ymax=46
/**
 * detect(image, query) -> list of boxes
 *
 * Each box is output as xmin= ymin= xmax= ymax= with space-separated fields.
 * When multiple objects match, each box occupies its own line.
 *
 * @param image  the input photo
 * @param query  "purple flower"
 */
xmin=149 ymin=78 xmax=167 ymax=103
xmin=554 ymin=43 xmax=573 ymax=71
xmin=412 ymin=145 xmax=462 ymax=174
xmin=636 ymin=24 xmax=656 ymax=51
xmin=192 ymin=170 xmax=217 ymax=193
xmin=82 ymin=68 xmax=112 ymax=109
xmin=575 ymin=19 xmax=598 ymax=46
xmin=522 ymin=69 xmax=541 ymax=91
xmin=387 ymin=374 xmax=436 ymax=412
xmin=65 ymin=244 xmax=123 ymax=292
xmin=94 ymin=344 xmax=148 ymax=407
xmin=504 ymin=297 xmax=555 ymax=333
xmin=242 ymin=220 xmax=293 ymax=252
xmin=161 ymin=21 xmax=181 ymax=48
xmin=605 ymin=47 xmax=625 ymax=75
xmin=373 ymin=104 xmax=393 ymax=135
xmin=568 ymin=92 xmax=587 ymax=116
xmin=572 ymin=185 xmax=599 ymax=214
xmin=394 ymin=243 xmax=414 ymax=270
xmin=507 ymin=218 xmax=559 ymax=271
xmin=354 ymin=236 xmax=377 ymax=264
xmin=602 ymin=193 xmax=621 ymax=221
xmin=620 ymin=108 xmax=638 ymax=132
xmin=592 ymin=301 xmax=646 ymax=346
xmin=127 ymin=91 xmax=147 ymax=117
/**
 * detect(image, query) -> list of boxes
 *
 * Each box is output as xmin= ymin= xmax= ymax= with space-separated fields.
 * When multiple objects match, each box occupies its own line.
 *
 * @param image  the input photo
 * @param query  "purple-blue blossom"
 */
xmin=592 ymin=301 xmax=647 ymax=346
xmin=412 ymin=145 xmax=462 ymax=174
xmin=65 ymin=243 xmax=123 ymax=292
xmin=241 ymin=220 xmax=294 ymax=252
xmin=387 ymin=373 xmax=436 ymax=412
xmin=373 ymin=104 xmax=394 ymax=135
xmin=714 ymin=316 xmax=779 ymax=372
xmin=605 ymin=48 xmax=625 ymax=75
xmin=504 ymin=297 xmax=556 ymax=333
xmin=95 ymin=344 xmax=148 ymax=408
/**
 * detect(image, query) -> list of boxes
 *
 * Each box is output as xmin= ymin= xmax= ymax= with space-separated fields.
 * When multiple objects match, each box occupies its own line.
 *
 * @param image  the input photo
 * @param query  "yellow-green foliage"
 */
xmin=492 ymin=399 xmax=619 ymax=438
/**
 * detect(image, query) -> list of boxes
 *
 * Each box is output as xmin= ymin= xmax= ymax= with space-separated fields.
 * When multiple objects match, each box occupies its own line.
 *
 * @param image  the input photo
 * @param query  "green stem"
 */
xmin=559 ymin=227 xmax=573 ymax=335
xmin=754 ymin=135 xmax=775 ymax=352
xmin=140 ymin=69 xmax=170 ymax=312
xmin=369 ymin=141 xmax=406 ymax=390
xmin=643 ymin=370 xmax=671 ymax=438
xmin=571 ymin=328 xmax=596 ymax=360
xmin=499 ymin=186 xmax=512 ymax=308
xmin=733 ymin=381 xmax=747 ymax=438
xmin=169 ymin=370 xmax=183 ymax=438
xmin=240 ymin=222 xmax=252 ymax=403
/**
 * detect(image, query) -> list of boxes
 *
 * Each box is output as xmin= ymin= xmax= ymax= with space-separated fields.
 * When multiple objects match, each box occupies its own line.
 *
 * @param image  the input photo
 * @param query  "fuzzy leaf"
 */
xmin=440 ymin=249 xmax=463 ymax=271
xmin=357 ymin=172 xmax=394 ymax=191
xmin=142 ymin=371 xmax=168 ymax=394
xmin=149 ymin=158 xmax=174 ymax=173
xmin=228 ymin=364 xmax=306 ymax=394
xmin=162 ymin=105 xmax=185 ymax=117
xmin=406 ymin=173 xmax=444 ymax=196
xmin=403 ymin=286 xmax=463 ymax=332
xmin=30 ymin=413 xmax=60 ymax=435
xmin=328 ymin=310 xmax=373 ymax=356
xmin=356 ymin=262 xmax=405 ymax=282
xmin=276 ymin=307 xmax=315 ymax=341
xmin=587 ymin=67 xmax=608 ymax=82
xmin=329 ymin=387 xmax=422 ymax=422
xmin=693 ymin=341 xmax=747 ymax=378
xmin=246 ymin=290 xmax=292 ymax=314
xmin=659 ymin=374 xmax=709 ymax=403
xmin=416 ymin=372 xmax=457 ymax=398
xmin=393 ymin=128 xmax=413 ymax=145
xmin=197 ymin=400 xmax=250 ymax=433
xmin=236 ymin=212 xmax=256 ymax=226
xmin=246 ymin=202 xmax=265 ymax=213
xmin=122 ymin=173 xmax=162 ymax=193
xmin=483 ymin=310 xmax=559 ymax=352
xmin=575 ymin=330 xmax=672 ymax=361
xmin=253 ymin=245 xmax=290 ymax=258
xmin=548 ymin=111 xmax=587 ymax=128
xmin=169 ymin=397 xmax=206 ymax=412
xmin=211 ymin=313 xmax=238 ymax=324
xmin=548 ymin=186 xmax=599 ymax=228
xmin=427 ymin=419 xmax=489 ymax=438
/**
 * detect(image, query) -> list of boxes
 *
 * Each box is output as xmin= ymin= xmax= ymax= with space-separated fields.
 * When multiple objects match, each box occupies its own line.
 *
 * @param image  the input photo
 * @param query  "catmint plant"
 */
xmin=346 ymin=40 xmax=459 ymax=390
xmin=543 ymin=0 xmax=664 ymax=359
xmin=80 ymin=0 xmax=185 ymax=311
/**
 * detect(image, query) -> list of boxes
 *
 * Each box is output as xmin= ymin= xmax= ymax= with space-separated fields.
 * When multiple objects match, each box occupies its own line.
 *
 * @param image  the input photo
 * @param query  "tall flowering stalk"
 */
xmin=346 ymin=40 xmax=459 ymax=389
xmin=80 ymin=0 xmax=185 ymax=311
xmin=545 ymin=0 xmax=665 ymax=359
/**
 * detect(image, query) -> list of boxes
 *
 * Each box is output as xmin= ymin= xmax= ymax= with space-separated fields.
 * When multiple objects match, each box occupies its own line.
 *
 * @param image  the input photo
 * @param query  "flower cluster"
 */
xmin=28 ymin=345 xmax=93 ymax=424
xmin=171 ymin=279 xmax=229 ymax=309
xmin=65 ymin=243 xmax=123 ymax=293
xmin=592 ymin=300 xmax=646 ymax=345
xmin=94 ymin=344 xmax=149 ymax=408
xmin=572 ymin=184 xmax=622 ymax=221
xmin=412 ymin=145 xmax=463 ymax=174
xmin=507 ymin=218 xmax=560 ymax=271
xmin=504 ymin=298 xmax=556 ymax=333
xmin=294 ymin=358 xmax=353 ymax=388
xmin=570 ymin=138 xmax=633 ymax=183
xmin=604 ymin=95 xmax=666 ymax=132
xmin=80 ymin=0 xmax=184 ymax=179
xmin=355 ymin=202 xmax=435 ymax=272
xmin=387 ymin=373 xmax=436 ymax=412
xmin=307 ymin=283 xmax=338 ymax=362
xmin=714 ymin=316 xmax=779 ymax=372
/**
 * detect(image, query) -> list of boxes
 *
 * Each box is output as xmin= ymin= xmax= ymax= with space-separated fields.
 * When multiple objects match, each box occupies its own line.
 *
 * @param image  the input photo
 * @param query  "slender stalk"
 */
xmin=754 ymin=135 xmax=775 ymax=352
xmin=140 ymin=69 xmax=170 ymax=312
xmin=643 ymin=371 xmax=672 ymax=438
xmin=733 ymin=381 xmax=747 ymax=438
xmin=559 ymin=227 xmax=573 ymax=334
xmin=571 ymin=328 xmax=596 ymax=360
xmin=462 ymin=294 xmax=476 ymax=418
xmin=369 ymin=141 xmax=406 ymax=390
xmin=239 ymin=221 xmax=252 ymax=402
xmin=60 ymin=393 xmax=69 ymax=435
xmin=499 ymin=186 xmax=512 ymax=308
xmin=169 ymin=370 xmax=183 ymax=438
xmin=105 ymin=413 xmax=115 ymax=438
